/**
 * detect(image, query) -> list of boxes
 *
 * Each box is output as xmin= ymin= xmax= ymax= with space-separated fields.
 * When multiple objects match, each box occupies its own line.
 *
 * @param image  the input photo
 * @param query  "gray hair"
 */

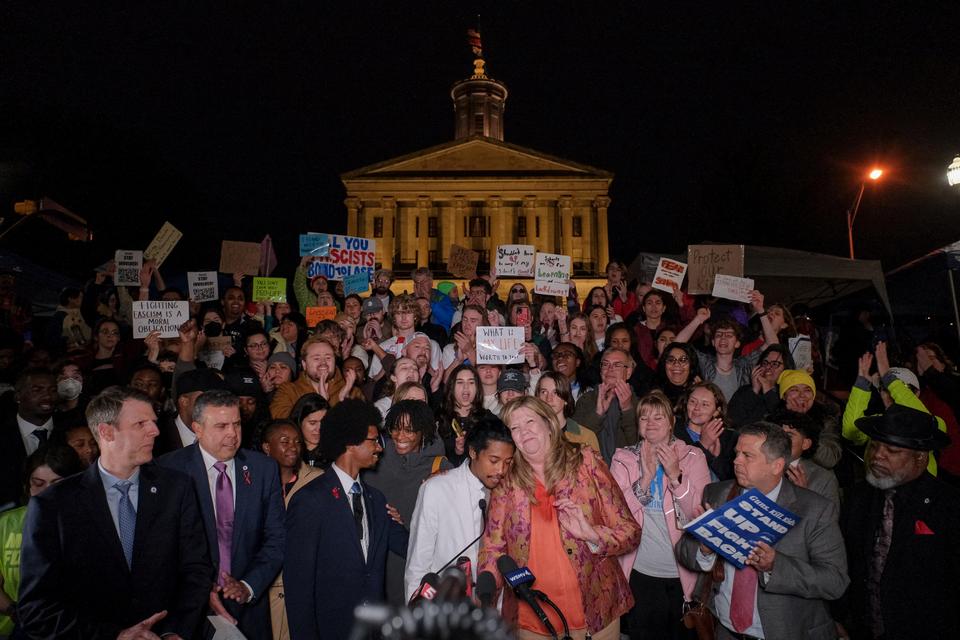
xmin=411 ymin=267 xmax=433 ymax=280
xmin=192 ymin=388 xmax=239 ymax=424
xmin=740 ymin=421 xmax=792 ymax=463
xmin=86 ymin=386 xmax=153 ymax=442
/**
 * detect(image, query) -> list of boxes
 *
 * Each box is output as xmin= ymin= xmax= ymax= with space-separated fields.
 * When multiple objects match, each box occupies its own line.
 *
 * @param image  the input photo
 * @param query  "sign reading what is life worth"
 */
xmin=305 ymin=234 xmax=376 ymax=281
xmin=476 ymin=326 xmax=526 ymax=365
xmin=533 ymin=252 xmax=572 ymax=296
xmin=132 ymin=301 xmax=190 ymax=339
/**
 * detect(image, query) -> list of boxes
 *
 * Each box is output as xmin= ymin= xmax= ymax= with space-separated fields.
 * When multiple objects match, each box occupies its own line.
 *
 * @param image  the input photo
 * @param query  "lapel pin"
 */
xmin=150 ymin=486 xmax=157 ymax=494
xmin=242 ymin=465 xmax=252 ymax=485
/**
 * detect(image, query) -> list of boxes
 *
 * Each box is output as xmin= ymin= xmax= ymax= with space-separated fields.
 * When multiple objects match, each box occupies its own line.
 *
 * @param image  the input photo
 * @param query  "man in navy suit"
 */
xmin=18 ymin=386 xmax=212 ymax=639
xmin=159 ymin=389 xmax=285 ymax=638
xmin=284 ymin=398 xmax=409 ymax=640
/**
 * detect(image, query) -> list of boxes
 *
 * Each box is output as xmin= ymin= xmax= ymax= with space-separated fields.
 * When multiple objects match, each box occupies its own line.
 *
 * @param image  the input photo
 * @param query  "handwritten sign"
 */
xmin=305 ymin=306 xmax=338 ymax=327
xmin=114 ymin=250 xmax=143 ymax=286
xmin=187 ymin=271 xmax=219 ymax=303
xmin=343 ymin=271 xmax=369 ymax=297
xmin=684 ymin=488 xmax=799 ymax=569
xmin=652 ymin=257 xmax=688 ymax=293
xmin=251 ymin=277 xmax=287 ymax=303
xmin=534 ymin=252 xmax=571 ymax=296
xmin=711 ymin=274 xmax=754 ymax=303
xmin=495 ymin=244 xmax=535 ymax=277
xmin=143 ymin=222 xmax=182 ymax=267
xmin=299 ymin=233 xmax=331 ymax=257
xmin=448 ymin=245 xmax=479 ymax=279
xmin=219 ymin=241 xmax=261 ymax=276
xmin=476 ymin=326 xmax=525 ymax=365
xmin=304 ymin=234 xmax=376 ymax=281
xmin=687 ymin=244 xmax=745 ymax=295
xmin=131 ymin=301 xmax=189 ymax=339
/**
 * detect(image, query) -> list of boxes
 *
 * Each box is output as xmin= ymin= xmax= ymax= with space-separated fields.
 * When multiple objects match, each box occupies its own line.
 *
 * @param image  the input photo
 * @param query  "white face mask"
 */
xmin=57 ymin=378 xmax=82 ymax=401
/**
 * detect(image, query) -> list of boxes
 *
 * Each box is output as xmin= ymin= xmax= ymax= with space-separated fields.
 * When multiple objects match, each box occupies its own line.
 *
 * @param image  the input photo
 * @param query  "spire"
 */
xmin=451 ymin=25 xmax=508 ymax=140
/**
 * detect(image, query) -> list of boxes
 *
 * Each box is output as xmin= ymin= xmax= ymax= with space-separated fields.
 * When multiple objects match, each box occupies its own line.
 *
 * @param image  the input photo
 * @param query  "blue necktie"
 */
xmin=115 ymin=480 xmax=136 ymax=568
xmin=350 ymin=481 xmax=364 ymax=540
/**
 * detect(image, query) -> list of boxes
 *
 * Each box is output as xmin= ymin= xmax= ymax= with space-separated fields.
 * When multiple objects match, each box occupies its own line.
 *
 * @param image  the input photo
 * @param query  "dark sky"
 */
xmin=2 ymin=1 xmax=960 ymax=280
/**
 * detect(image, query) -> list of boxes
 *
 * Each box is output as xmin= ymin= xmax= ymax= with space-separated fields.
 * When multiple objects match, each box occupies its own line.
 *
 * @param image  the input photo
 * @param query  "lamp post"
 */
xmin=946 ymin=157 xmax=960 ymax=344
xmin=846 ymin=168 xmax=884 ymax=260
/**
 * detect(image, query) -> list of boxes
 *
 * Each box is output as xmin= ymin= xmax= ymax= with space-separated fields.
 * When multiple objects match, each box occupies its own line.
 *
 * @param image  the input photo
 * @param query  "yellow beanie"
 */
xmin=777 ymin=369 xmax=816 ymax=398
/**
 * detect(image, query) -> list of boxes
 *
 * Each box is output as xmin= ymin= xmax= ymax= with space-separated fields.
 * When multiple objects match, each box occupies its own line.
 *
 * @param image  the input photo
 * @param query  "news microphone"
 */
xmin=475 ymin=571 xmax=496 ymax=608
xmin=437 ymin=498 xmax=488 ymax=573
xmin=496 ymin=555 xmax=558 ymax=640
xmin=408 ymin=572 xmax=439 ymax=605
xmin=456 ymin=556 xmax=474 ymax=597
xmin=435 ymin=566 xmax=467 ymax=602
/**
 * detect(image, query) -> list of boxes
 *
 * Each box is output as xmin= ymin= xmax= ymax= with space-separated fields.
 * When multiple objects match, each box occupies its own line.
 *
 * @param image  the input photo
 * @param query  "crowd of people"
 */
xmin=0 ymin=257 xmax=958 ymax=640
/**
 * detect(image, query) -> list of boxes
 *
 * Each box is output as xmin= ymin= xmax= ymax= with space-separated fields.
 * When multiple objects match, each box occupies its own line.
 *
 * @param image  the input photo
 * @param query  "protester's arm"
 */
xmin=572 ymin=391 xmax=602 ymax=433
xmin=292 ymin=261 xmax=314 ymax=313
xmin=811 ymin=413 xmax=842 ymax=470
xmin=676 ymin=307 xmax=710 ymax=343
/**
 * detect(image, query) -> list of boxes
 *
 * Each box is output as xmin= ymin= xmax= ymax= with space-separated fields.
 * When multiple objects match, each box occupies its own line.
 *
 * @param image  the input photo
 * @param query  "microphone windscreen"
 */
xmin=476 ymin=570 xmax=496 ymax=605
xmin=496 ymin=554 xmax=519 ymax=577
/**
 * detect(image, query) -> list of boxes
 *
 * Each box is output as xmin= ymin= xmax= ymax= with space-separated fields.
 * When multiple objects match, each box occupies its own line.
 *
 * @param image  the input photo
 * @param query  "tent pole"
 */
xmin=949 ymin=269 xmax=960 ymax=346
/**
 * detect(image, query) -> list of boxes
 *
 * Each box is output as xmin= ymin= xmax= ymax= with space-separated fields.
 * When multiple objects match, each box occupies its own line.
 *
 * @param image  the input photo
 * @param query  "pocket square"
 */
xmin=915 ymin=519 xmax=935 ymax=535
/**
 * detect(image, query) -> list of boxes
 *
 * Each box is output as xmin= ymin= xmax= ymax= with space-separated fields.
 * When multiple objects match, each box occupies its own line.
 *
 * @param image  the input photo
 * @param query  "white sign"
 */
xmin=208 ymin=615 xmax=248 ymax=640
xmin=711 ymin=274 xmax=754 ymax=303
xmin=495 ymin=244 xmax=536 ymax=277
xmin=652 ymin=257 xmax=688 ymax=293
xmin=131 ymin=301 xmax=190 ymax=339
xmin=533 ymin=252 xmax=571 ymax=296
xmin=114 ymin=250 xmax=143 ymax=287
xmin=187 ymin=271 xmax=219 ymax=303
xmin=476 ymin=326 xmax=525 ymax=365
xmin=789 ymin=334 xmax=813 ymax=371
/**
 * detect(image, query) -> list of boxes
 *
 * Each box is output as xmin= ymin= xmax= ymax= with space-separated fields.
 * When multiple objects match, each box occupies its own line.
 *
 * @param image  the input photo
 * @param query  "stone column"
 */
xmin=417 ymin=196 xmax=432 ymax=269
xmin=559 ymin=196 xmax=574 ymax=258
xmin=522 ymin=196 xmax=536 ymax=249
xmin=485 ymin=197 xmax=503 ymax=263
xmin=594 ymin=196 xmax=611 ymax=273
xmin=345 ymin=197 xmax=362 ymax=236
xmin=447 ymin=197 xmax=466 ymax=264
xmin=380 ymin=196 xmax=396 ymax=270
xmin=441 ymin=199 xmax=455 ymax=263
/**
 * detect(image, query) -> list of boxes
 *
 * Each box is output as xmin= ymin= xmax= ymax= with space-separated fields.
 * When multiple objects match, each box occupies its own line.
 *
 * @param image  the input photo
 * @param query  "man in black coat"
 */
xmin=18 ymin=386 xmax=212 ymax=639
xmin=842 ymin=404 xmax=960 ymax=639
xmin=0 ymin=369 xmax=57 ymax=509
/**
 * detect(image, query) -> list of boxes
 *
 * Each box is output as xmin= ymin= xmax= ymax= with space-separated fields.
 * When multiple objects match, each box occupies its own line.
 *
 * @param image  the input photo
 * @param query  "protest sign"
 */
xmin=260 ymin=234 xmax=278 ymax=276
xmin=652 ymin=258 xmax=688 ymax=293
xmin=305 ymin=306 xmax=338 ymax=327
xmin=534 ymin=252 xmax=571 ymax=296
xmin=303 ymin=234 xmax=376 ymax=281
xmin=143 ymin=222 xmax=182 ymax=267
xmin=251 ymin=277 xmax=287 ymax=303
xmin=343 ymin=271 xmax=369 ymax=296
xmin=219 ymin=241 xmax=261 ymax=275
xmin=299 ymin=233 xmax=331 ymax=257
xmin=448 ymin=245 xmax=479 ymax=279
xmin=712 ymin=274 xmax=754 ymax=303
xmin=789 ymin=335 xmax=813 ymax=371
xmin=684 ymin=488 xmax=800 ymax=569
xmin=495 ymin=244 xmax=535 ymax=277
xmin=131 ymin=301 xmax=189 ymax=339
xmin=476 ymin=326 xmax=526 ymax=365
xmin=687 ymin=244 xmax=745 ymax=294
xmin=114 ymin=250 xmax=143 ymax=286
xmin=187 ymin=271 xmax=219 ymax=303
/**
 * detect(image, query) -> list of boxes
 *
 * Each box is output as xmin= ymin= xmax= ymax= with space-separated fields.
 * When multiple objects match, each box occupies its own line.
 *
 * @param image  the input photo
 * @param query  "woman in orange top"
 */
xmin=479 ymin=396 xmax=641 ymax=640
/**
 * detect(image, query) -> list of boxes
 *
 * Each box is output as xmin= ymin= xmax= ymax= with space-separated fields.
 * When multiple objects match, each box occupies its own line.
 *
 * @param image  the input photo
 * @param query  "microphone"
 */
xmin=437 ymin=498 xmax=488 ymax=573
xmin=496 ymin=555 xmax=558 ymax=640
xmin=456 ymin=556 xmax=474 ymax=597
xmin=475 ymin=571 xmax=496 ymax=608
xmin=408 ymin=572 xmax=439 ymax=606
xmin=435 ymin=566 xmax=467 ymax=602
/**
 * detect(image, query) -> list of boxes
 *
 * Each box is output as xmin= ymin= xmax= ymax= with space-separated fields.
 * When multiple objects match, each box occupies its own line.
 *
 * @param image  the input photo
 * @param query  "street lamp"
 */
xmin=947 ymin=155 xmax=960 ymax=186
xmin=846 ymin=167 xmax=884 ymax=260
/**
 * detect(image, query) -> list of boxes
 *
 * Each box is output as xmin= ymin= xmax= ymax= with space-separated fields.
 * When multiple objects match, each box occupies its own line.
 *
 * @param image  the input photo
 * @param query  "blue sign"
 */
xmin=299 ymin=233 xmax=330 ymax=257
xmin=343 ymin=271 xmax=369 ymax=297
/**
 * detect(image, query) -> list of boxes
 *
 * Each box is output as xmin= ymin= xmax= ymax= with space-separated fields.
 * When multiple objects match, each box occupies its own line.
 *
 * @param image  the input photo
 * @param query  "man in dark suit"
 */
xmin=0 ymin=368 xmax=57 ymax=510
xmin=158 ymin=388 xmax=285 ymax=638
xmin=18 ymin=386 xmax=212 ymax=639
xmin=284 ymin=398 xmax=409 ymax=640
xmin=843 ymin=405 xmax=960 ymax=639
xmin=152 ymin=367 xmax=225 ymax=457
xmin=677 ymin=421 xmax=849 ymax=640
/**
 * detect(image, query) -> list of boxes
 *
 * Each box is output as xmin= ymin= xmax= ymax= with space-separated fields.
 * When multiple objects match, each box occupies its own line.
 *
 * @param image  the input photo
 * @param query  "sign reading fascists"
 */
xmin=132 ymin=301 xmax=189 ymax=339
xmin=476 ymin=326 xmax=526 ymax=365
xmin=304 ymin=234 xmax=376 ymax=281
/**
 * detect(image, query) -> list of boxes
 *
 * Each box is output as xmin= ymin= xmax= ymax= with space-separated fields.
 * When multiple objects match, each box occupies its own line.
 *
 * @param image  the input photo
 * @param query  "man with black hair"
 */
xmin=284 ymin=398 xmax=409 ymax=640
xmin=403 ymin=415 xmax=515 ymax=602
xmin=0 ymin=369 xmax=58 ymax=509
xmin=769 ymin=408 xmax=840 ymax=510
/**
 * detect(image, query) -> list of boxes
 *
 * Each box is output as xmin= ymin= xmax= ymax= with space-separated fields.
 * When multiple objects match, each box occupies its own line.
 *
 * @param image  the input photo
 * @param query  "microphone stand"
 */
xmin=437 ymin=499 xmax=488 ymax=573
xmin=532 ymin=589 xmax=571 ymax=640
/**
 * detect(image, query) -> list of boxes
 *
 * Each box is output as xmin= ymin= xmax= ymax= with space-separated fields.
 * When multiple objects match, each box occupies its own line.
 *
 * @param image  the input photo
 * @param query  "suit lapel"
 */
xmin=187 ymin=444 xmax=219 ymax=567
xmin=364 ymin=484 xmax=382 ymax=566
xmin=232 ymin=450 xmax=250 ymax=561
xmin=325 ymin=472 xmax=365 ymax=562
xmin=79 ymin=464 xmax=130 ymax=574
xmin=134 ymin=463 xmax=162 ymax=569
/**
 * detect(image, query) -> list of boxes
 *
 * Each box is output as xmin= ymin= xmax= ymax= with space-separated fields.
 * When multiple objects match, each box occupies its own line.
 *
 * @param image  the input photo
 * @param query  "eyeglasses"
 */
xmin=600 ymin=361 xmax=627 ymax=370
xmin=760 ymin=359 xmax=784 ymax=367
xmin=247 ymin=342 xmax=269 ymax=349
xmin=510 ymin=287 xmax=525 ymax=293
xmin=665 ymin=356 xmax=689 ymax=365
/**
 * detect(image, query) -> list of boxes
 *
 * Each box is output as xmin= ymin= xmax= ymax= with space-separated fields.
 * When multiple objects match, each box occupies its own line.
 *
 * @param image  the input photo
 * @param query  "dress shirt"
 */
xmin=331 ymin=462 xmax=369 ymax=560
xmin=97 ymin=460 xmax=141 ymax=538
xmin=404 ymin=460 xmax=488 ymax=602
xmin=17 ymin=415 xmax=53 ymax=456
xmin=697 ymin=479 xmax=783 ymax=638
xmin=175 ymin=415 xmax=197 ymax=447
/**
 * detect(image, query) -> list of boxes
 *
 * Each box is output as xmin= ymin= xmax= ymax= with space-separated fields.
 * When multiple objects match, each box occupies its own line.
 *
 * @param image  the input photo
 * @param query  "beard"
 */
xmin=865 ymin=468 xmax=904 ymax=490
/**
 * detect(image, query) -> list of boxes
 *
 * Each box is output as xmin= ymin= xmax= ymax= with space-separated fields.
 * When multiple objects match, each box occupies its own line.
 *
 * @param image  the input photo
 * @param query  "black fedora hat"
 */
xmin=855 ymin=404 xmax=950 ymax=451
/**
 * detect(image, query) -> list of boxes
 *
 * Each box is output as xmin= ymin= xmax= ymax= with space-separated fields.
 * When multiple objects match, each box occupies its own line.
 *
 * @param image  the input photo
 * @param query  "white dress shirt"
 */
xmin=175 ymin=414 xmax=197 ymax=447
xmin=17 ymin=415 xmax=53 ymax=456
xmin=97 ymin=460 xmax=140 ymax=538
xmin=404 ymin=460 xmax=488 ymax=602
xmin=331 ymin=462 xmax=369 ymax=561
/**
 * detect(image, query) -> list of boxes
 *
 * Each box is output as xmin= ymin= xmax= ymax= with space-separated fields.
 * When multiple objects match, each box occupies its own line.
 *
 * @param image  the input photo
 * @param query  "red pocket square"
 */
xmin=915 ymin=519 xmax=935 ymax=535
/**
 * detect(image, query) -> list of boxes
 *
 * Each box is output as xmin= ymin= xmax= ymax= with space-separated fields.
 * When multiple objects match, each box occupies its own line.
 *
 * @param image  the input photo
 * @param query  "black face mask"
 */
xmin=203 ymin=322 xmax=223 ymax=337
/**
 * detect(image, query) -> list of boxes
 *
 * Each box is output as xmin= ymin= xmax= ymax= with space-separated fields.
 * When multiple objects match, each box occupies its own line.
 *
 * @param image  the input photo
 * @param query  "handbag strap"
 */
xmin=695 ymin=482 xmax=741 ymax=601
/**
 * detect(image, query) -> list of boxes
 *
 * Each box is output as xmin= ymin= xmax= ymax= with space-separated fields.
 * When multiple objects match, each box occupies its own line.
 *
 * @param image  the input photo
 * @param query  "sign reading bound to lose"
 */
xmin=304 ymin=234 xmax=376 ymax=281
xmin=476 ymin=326 xmax=526 ymax=365
xmin=132 ymin=301 xmax=189 ymax=339
xmin=687 ymin=244 xmax=745 ymax=295
xmin=534 ymin=252 xmax=571 ymax=296
xmin=495 ymin=244 xmax=535 ymax=277
xmin=114 ymin=250 xmax=143 ymax=286
xmin=652 ymin=258 xmax=688 ymax=293
xmin=251 ymin=277 xmax=287 ymax=303
xmin=187 ymin=271 xmax=219 ymax=303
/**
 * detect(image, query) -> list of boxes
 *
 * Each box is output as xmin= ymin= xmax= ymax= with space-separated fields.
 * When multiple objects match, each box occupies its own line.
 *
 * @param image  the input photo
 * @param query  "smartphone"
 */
xmin=516 ymin=307 xmax=530 ymax=326
xmin=451 ymin=418 xmax=463 ymax=437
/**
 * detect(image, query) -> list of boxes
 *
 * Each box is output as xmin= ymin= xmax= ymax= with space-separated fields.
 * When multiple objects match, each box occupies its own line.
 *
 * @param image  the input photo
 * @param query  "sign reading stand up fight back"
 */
xmin=304 ymin=233 xmax=376 ymax=281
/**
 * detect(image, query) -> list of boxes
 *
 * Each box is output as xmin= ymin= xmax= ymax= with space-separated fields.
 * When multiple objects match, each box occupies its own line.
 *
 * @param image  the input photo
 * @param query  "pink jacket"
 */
xmin=478 ymin=446 xmax=641 ymax=633
xmin=609 ymin=441 xmax=710 ymax=600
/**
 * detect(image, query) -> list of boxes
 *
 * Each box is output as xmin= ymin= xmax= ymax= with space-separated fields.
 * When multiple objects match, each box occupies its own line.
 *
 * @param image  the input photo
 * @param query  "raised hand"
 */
xmin=699 ymin=418 xmax=724 ymax=457
xmin=554 ymin=497 xmax=600 ymax=544
xmin=857 ymin=352 xmax=874 ymax=379
xmin=117 ymin=610 xmax=168 ymax=640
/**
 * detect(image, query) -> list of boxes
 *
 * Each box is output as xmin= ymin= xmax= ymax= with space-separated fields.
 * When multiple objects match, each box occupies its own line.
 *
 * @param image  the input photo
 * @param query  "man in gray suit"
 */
xmin=677 ymin=421 xmax=848 ymax=640
xmin=771 ymin=409 xmax=840 ymax=512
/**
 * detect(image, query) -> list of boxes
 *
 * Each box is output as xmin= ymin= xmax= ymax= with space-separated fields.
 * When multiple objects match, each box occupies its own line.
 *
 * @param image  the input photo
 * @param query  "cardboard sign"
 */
xmin=251 ymin=277 xmax=287 ymax=303
xmin=299 ymin=233 xmax=331 ymax=257
xmin=652 ymin=257 xmax=688 ymax=293
xmin=114 ymin=250 xmax=143 ymax=286
xmin=789 ymin=334 xmax=813 ymax=371
xmin=219 ymin=241 xmax=261 ymax=276
xmin=495 ymin=244 xmax=535 ymax=277
xmin=342 ymin=271 xmax=369 ymax=297
xmin=684 ymin=488 xmax=800 ymax=569
xmin=711 ymin=274 xmax=754 ymax=303
xmin=534 ymin=252 xmax=571 ymax=296
xmin=260 ymin=234 xmax=278 ymax=277
xmin=131 ymin=301 xmax=190 ymax=339
xmin=304 ymin=234 xmax=376 ymax=281
xmin=476 ymin=326 xmax=525 ymax=365
xmin=448 ymin=245 xmax=479 ymax=279
xmin=143 ymin=222 xmax=182 ymax=267
xmin=187 ymin=271 xmax=219 ymax=303
xmin=687 ymin=244 xmax=745 ymax=294
xmin=305 ymin=306 xmax=338 ymax=327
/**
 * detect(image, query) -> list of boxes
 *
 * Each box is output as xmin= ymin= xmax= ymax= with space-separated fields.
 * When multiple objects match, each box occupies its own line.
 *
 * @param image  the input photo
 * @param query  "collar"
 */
xmin=331 ymin=462 xmax=360 ymax=493
xmin=97 ymin=458 xmax=141 ymax=489
xmin=17 ymin=414 xmax=53 ymax=436
xmin=461 ymin=458 xmax=486 ymax=493
xmin=198 ymin=444 xmax=233 ymax=472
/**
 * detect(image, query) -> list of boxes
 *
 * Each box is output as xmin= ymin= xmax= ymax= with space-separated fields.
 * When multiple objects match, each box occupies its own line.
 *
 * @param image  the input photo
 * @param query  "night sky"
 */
xmin=2 ymin=2 xmax=960 ymax=281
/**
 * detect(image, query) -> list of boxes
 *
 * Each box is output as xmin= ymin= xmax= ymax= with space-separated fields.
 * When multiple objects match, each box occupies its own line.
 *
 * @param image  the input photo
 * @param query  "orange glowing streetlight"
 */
xmin=847 ymin=167 xmax=884 ymax=259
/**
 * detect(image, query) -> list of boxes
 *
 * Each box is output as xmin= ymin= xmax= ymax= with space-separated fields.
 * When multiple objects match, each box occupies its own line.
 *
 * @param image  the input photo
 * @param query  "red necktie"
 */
xmin=729 ymin=564 xmax=758 ymax=632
